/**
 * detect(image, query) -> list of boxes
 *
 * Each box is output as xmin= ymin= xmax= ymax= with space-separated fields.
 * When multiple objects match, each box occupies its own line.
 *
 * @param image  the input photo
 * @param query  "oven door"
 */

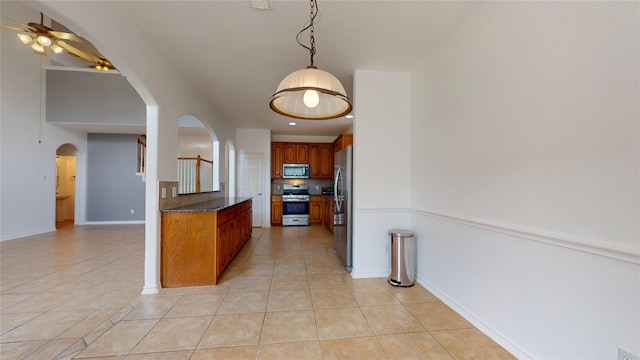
xmin=282 ymin=200 xmax=309 ymax=216
xmin=282 ymin=200 xmax=310 ymax=226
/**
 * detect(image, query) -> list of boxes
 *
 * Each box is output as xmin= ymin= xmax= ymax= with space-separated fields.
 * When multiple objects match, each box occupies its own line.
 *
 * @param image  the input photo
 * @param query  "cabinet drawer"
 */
xmin=218 ymin=206 xmax=240 ymax=225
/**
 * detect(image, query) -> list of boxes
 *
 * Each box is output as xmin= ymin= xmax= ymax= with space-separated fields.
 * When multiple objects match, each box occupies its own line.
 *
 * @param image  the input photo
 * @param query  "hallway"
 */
xmin=0 ymin=225 xmax=513 ymax=359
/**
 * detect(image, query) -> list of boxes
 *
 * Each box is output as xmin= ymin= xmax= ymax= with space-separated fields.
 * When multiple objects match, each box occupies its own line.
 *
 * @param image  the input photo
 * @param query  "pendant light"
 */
xmin=270 ymin=0 xmax=352 ymax=120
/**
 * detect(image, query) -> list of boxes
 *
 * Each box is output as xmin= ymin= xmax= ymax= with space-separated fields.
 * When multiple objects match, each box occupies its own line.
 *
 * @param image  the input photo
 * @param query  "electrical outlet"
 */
xmin=619 ymin=348 xmax=640 ymax=360
xmin=316 ymin=185 xmax=320 ymax=190
xmin=172 ymin=186 xmax=177 ymax=197
xmin=161 ymin=188 xmax=166 ymax=198
xmin=130 ymin=209 xmax=134 ymax=215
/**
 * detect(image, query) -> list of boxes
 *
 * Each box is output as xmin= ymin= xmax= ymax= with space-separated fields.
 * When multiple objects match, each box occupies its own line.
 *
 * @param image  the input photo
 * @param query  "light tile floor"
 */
xmin=1 ymin=224 xmax=515 ymax=359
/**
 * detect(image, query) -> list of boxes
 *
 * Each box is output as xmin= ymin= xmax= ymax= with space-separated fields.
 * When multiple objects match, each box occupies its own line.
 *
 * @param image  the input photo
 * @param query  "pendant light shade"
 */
xmin=270 ymin=0 xmax=352 ymax=120
xmin=270 ymin=66 xmax=352 ymax=120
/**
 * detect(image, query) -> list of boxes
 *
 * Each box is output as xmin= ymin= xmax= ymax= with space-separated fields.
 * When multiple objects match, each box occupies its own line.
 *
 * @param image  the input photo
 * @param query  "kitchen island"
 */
xmin=160 ymin=197 xmax=252 ymax=287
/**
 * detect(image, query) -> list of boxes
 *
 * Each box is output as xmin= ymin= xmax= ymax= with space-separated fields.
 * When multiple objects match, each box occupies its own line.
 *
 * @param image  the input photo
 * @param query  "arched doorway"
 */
xmin=55 ymin=144 xmax=79 ymax=229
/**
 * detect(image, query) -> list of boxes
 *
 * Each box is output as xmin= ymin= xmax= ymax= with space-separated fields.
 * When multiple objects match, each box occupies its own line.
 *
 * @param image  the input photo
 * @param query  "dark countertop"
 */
xmin=160 ymin=197 xmax=252 ymax=212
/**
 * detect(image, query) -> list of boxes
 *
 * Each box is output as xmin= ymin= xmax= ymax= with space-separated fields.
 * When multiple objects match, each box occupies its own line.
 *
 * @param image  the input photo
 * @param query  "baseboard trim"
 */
xmin=416 ymin=274 xmax=533 ymax=359
xmin=350 ymin=270 xmax=389 ymax=279
xmin=85 ymin=221 xmax=146 ymax=225
xmin=141 ymin=284 xmax=159 ymax=295
xmin=413 ymin=209 xmax=639 ymax=264
xmin=0 ymin=227 xmax=57 ymax=242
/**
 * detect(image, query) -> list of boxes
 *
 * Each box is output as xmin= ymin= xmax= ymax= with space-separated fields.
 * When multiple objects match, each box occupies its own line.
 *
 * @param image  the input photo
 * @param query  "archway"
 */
xmin=178 ymin=114 xmax=220 ymax=193
xmin=55 ymin=143 xmax=79 ymax=228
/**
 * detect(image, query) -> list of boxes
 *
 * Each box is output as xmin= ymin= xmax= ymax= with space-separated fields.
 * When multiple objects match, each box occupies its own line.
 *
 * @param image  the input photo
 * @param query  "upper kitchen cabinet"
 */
xmin=333 ymin=134 xmax=353 ymax=153
xmin=272 ymin=143 xmax=284 ymax=178
xmin=283 ymin=143 xmax=309 ymax=164
xmin=309 ymin=143 xmax=334 ymax=179
xmin=272 ymin=140 xmax=338 ymax=179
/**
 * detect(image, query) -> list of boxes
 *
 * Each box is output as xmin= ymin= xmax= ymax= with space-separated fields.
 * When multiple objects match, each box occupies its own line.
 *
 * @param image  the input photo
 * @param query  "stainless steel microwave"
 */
xmin=283 ymin=164 xmax=310 ymax=179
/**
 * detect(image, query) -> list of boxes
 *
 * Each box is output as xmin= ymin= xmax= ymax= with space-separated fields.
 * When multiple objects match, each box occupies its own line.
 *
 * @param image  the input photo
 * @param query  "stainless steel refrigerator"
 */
xmin=333 ymin=145 xmax=353 ymax=272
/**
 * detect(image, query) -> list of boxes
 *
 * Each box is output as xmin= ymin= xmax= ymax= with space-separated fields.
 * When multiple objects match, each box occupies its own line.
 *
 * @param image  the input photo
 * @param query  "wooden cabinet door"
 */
xmin=272 ymin=143 xmax=284 ymax=178
xmin=320 ymin=144 xmax=333 ymax=178
xmin=216 ymin=221 xmax=231 ymax=276
xmin=310 ymin=196 xmax=323 ymax=225
xmin=271 ymin=196 xmax=282 ymax=226
xmin=309 ymin=143 xmax=333 ymax=179
xmin=296 ymin=144 xmax=309 ymax=163
xmin=309 ymin=144 xmax=321 ymax=178
xmin=283 ymin=144 xmax=296 ymax=163
xmin=323 ymin=197 xmax=334 ymax=233
xmin=323 ymin=197 xmax=329 ymax=227
xmin=228 ymin=219 xmax=237 ymax=260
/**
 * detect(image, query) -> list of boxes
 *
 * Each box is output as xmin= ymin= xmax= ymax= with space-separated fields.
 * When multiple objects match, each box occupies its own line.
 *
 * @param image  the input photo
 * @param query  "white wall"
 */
xmin=1 ymin=1 xmax=88 ymax=241
xmin=178 ymin=136 xmax=213 ymax=160
xmin=351 ymin=70 xmax=412 ymax=278
xmin=236 ymin=128 xmax=271 ymax=227
xmin=410 ymin=2 xmax=639 ymax=358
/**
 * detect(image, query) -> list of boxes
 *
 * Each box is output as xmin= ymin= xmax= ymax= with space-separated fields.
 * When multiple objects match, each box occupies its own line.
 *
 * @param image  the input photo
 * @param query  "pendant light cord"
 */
xmin=296 ymin=0 xmax=320 ymax=67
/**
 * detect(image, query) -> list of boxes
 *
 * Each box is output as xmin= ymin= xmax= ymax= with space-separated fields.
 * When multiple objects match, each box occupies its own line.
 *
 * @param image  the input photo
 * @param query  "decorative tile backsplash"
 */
xmin=271 ymin=178 xmax=333 ymax=196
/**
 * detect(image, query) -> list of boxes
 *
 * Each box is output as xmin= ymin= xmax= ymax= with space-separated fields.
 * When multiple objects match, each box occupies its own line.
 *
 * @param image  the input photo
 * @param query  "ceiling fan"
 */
xmin=1 ymin=12 xmax=115 ymax=71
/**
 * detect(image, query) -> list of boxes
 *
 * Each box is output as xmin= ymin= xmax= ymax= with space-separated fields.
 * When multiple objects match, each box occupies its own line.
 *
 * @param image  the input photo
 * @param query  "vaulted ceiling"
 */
xmin=13 ymin=1 xmax=480 ymax=136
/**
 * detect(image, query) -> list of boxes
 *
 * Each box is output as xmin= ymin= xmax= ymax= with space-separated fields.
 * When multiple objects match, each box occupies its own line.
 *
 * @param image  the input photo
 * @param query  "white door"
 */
xmin=238 ymin=153 xmax=263 ymax=227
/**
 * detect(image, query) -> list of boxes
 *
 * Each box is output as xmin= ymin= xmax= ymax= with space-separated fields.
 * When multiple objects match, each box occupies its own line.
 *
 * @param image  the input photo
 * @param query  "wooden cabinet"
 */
xmin=272 ymin=142 xmax=309 ymax=178
xmin=161 ymin=199 xmax=252 ymax=287
xmin=271 ymin=143 xmax=284 ymax=178
xmin=310 ymin=195 xmax=323 ymax=225
xmin=272 ymin=136 xmax=352 ymax=178
xmin=274 ymin=142 xmax=332 ymax=179
xmin=283 ymin=143 xmax=308 ymax=164
xmin=216 ymin=202 xmax=251 ymax=277
xmin=323 ymin=196 xmax=334 ymax=233
xmin=271 ymin=196 xmax=282 ymax=226
xmin=309 ymin=143 xmax=334 ymax=179
xmin=333 ymin=134 xmax=353 ymax=153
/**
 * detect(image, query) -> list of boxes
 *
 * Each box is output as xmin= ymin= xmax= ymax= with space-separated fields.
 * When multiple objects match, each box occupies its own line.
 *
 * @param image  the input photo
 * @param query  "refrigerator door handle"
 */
xmin=334 ymin=167 xmax=342 ymax=212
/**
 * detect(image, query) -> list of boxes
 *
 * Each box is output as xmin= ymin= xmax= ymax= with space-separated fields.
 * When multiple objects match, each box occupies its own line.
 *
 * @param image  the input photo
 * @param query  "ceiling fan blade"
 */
xmin=49 ymin=30 xmax=83 ymax=43
xmin=56 ymin=40 xmax=100 ymax=63
xmin=6 ymin=18 xmax=30 ymax=27
xmin=5 ymin=19 xmax=41 ymax=33
xmin=0 ymin=25 xmax=27 ymax=32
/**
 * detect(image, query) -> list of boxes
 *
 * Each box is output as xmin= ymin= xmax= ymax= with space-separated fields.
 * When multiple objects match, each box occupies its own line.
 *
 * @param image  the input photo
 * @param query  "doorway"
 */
xmin=56 ymin=144 xmax=78 ymax=229
xmin=238 ymin=153 xmax=263 ymax=227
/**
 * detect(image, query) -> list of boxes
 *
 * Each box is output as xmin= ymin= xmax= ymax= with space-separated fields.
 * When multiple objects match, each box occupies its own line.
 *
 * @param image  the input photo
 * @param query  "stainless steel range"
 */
xmin=282 ymin=184 xmax=310 ymax=226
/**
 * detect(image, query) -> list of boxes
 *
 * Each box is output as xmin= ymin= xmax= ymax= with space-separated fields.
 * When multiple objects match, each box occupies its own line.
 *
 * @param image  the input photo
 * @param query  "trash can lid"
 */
xmin=388 ymin=229 xmax=414 ymax=237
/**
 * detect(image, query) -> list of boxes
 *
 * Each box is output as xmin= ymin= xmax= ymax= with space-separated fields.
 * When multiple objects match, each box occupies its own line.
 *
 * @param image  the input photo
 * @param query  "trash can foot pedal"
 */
xmin=388 ymin=279 xmax=415 ymax=287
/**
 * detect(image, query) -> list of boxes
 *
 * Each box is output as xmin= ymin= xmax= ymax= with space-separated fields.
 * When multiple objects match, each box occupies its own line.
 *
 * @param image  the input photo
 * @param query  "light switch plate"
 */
xmin=172 ymin=187 xmax=177 ymax=197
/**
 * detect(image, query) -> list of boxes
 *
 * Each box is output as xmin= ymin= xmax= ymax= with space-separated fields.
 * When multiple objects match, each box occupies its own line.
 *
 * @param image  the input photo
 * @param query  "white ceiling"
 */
xmin=46 ymin=1 xmax=479 ymax=137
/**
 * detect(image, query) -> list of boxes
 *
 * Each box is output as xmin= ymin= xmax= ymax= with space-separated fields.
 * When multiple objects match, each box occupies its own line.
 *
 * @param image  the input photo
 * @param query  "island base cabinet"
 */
xmin=161 ymin=199 xmax=252 ymax=287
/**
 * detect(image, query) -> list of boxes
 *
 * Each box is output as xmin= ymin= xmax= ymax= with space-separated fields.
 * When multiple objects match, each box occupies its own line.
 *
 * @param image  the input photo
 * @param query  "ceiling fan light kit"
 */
xmin=270 ymin=0 xmax=352 ymax=120
xmin=2 ymin=12 xmax=116 ymax=71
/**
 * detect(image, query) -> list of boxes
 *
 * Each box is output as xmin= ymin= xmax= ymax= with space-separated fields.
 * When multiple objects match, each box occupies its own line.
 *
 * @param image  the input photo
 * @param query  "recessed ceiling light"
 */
xmin=346 ymin=114 xmax=354 ymax=119
xmin=289 ymin=122 xmax=297 ymax=126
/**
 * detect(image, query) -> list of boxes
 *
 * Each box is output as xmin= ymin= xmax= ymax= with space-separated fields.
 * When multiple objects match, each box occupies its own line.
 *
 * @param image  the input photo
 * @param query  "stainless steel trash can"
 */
xmin=388 ymin=229 xmax=415 ymax=287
